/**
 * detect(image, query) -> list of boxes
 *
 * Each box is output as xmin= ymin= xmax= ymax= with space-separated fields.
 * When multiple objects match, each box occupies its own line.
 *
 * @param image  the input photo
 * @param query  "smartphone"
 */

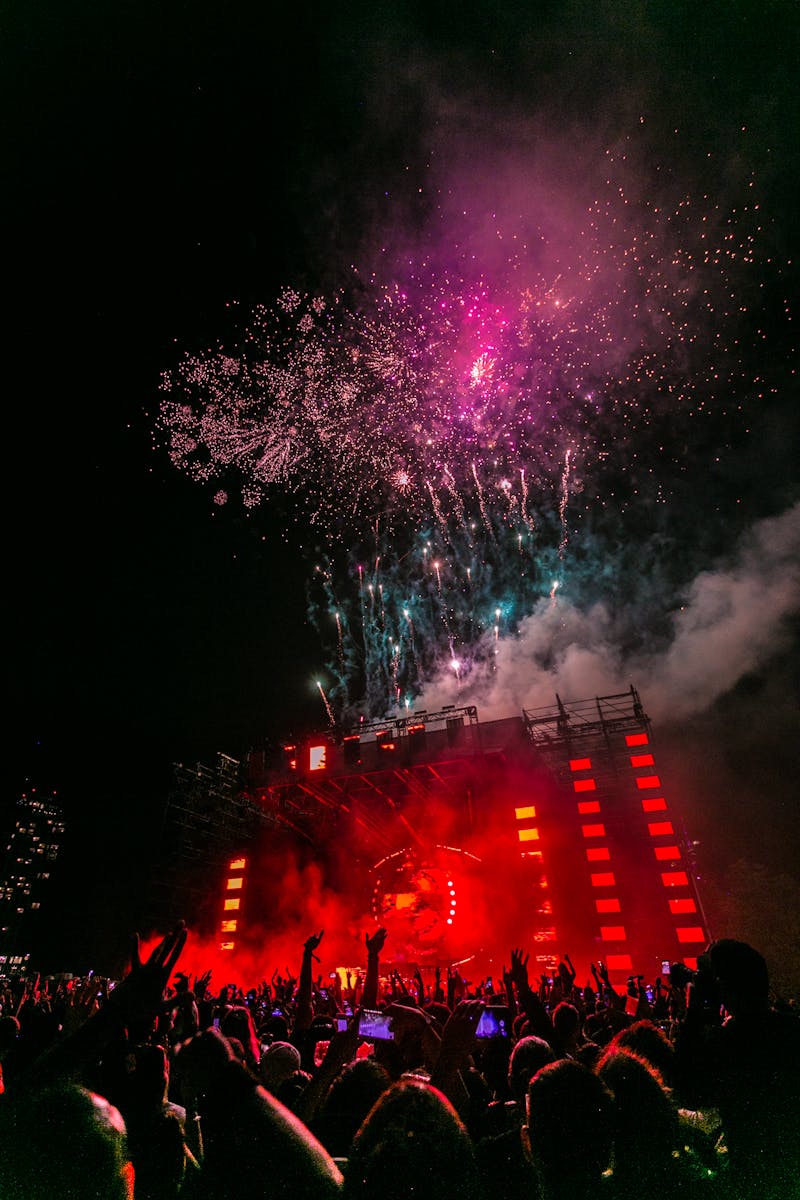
xmin=212 ymin=1017 xmax=221 ymax=1029
xmin=358 ymin=1009 xmax=395 ymax=1041
xmin=661 ymin=960 xmax=671 ymax=977
xmin=336 ymin=1016 xmax=349 ymax=1033
xmin=645 ymin=985 xmax=655 ymax=1003
xmin=475 ymin=1007 xmax=510 ymax=1039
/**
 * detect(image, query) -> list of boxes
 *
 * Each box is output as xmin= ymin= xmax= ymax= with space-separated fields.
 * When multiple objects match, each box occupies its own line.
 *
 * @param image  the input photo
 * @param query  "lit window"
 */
xmin=595 ymin=898 xmax=621 ymax=913
xmin=654 ymin=845 xmax=681 ymax=861
xmin=515 ymin=805 xmax=537 ymax=820
xmin=600 ymin=925 xmax=626 ymax=941
xmin=586 ymin=846 xmax=611 ymax=861
xmin=577 ymin=800 xmax=601 ymax=814
xmin=224 ymin=898 xmax=240 ymax=911
xmin=518 ymin=827 xmax=540 ymax=842
xmin=220 ymin=919 xmax=238 ymax=933
xmin=229 ymin=857 xmax=246 ymax=871
xmin=226 ymin=877 xmax=243 ymax=890
xmin=220 ymin=941 xmax=235 ymax=951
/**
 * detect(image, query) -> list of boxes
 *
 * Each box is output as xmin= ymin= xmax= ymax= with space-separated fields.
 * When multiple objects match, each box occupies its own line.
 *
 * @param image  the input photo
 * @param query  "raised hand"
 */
xmin=365 ymin=926 xmax=387 ymax=956
xmin=107 ymin=922 xmax=187 ymax=1024
xmin=193 ymin=969 xmax=212 ymax=1000
xmin=510 ymin=947 xmax=531 ymax=993
xmin=304 ymin=930 xmax=325 ymax=960
xmin=62 ymin=976 xmax=100 ymax=1036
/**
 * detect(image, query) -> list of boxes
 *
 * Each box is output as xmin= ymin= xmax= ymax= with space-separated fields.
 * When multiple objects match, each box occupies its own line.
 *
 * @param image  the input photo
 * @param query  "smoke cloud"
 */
xmin=420 ymin=502 xmax=800 ymax=725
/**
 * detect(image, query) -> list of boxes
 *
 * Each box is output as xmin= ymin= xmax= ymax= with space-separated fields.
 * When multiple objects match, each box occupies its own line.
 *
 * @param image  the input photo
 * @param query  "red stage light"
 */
xmin=661 ymin=871 xmax=689 ymax=886
xmin=569 ymin=757 xmax=592 ymax=771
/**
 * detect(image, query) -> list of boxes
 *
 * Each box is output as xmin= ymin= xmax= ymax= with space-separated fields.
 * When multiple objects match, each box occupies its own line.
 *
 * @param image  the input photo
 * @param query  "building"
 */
xmin=206 ymin=687 xmax=707 ymax=985
xmin=0 ymin=789 xmax=65 ymax=973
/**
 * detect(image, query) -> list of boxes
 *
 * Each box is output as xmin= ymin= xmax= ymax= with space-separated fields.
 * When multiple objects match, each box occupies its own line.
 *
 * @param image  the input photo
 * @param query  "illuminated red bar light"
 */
xmin=573 ymin=778 xmax=597 ymax=793
xmin=569 ymin=757 xmax=592 ymax=771
xmin=625 ymin=733 xmax=649 ymax=746
xmin=642 ymin=797 xmax=667 ymax=812
xmin=605 ymin=953 xmax=633 ymax=970
xmin=600 ymin=925 xmax=626 ymax=941
xmin=676 ymin=926 xmax=706 ymax=943
xmin=654 ymin=845 xmax=681 ymax=861
xmin=586 ymin=847 xmax=611 ymax=861
xmin=669 ymin=898 xmax=697 ymax=914
xmin=577 ymin=800 xmax=601 ymax=814
xmin=636 ymin=775 xmax=662 ymax=789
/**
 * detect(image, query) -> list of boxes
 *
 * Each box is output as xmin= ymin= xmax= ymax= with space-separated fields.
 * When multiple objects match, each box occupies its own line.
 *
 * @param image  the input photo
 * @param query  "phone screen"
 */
xmin=336 ymin=1016 xmax=349 ymax=1032
xmin=661 ymin=961 xmax=671 ymax=977
xmin=358 ymin=1009 xmax=395 ymax=1041
xmin=475 ymin=1007 xmax=510 ymax=1038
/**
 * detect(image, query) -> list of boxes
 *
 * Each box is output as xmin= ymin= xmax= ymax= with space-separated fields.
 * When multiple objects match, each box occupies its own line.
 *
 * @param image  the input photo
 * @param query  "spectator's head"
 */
xmin=319 ymin=1057 xmax=392 ymax=1156
xmin=220 ymin=1003 xmax=261 ymax=1067
xmin=275 ymin=1068 xmax=313 ymax=1113
xmin=707 ymin=938 xmax=769 ymax=1015
xmin=126 ymin=1042 xmax=170 ymax=1109
xmin=0 ymin=1084 xmax=134 ymax=1199
xmin=552 ymin=1001 xmax=581 ymax=1043
xmin=260 ymin=1040 xmax=302 ymax=1093
xmin=259 ymin=1012 xmax=290 ymax=1044
xmin=605 ymin=1019 xmax=675 ymax=1086
xmin=423 ymin=1001 xmax=451 ymax=1034
xmin=507 ymin=1035 xmax=556 ymax=1103
xmin=344 ymin=1079 xmax=479 ymax=1200
xmin=596 ymin=1048 xmax=678 ymax=1178
xmin=0 ymin=1014 xmax=20 ymax=1058
xmin=523 ymin=1060 xmax=613 ymax=1196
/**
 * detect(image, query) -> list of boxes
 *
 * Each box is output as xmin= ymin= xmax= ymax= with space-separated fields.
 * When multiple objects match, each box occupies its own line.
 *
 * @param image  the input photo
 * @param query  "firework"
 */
xmin=158 ymin=146 xmax=788 ymax=717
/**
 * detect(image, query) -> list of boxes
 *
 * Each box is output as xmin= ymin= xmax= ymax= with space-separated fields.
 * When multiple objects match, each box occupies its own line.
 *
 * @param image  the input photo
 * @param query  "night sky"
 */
xmin=5 ymin=1 xmax=799 ymax=978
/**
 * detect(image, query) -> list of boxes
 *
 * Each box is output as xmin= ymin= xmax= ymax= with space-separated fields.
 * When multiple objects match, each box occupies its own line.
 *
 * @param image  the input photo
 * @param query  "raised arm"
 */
xmin=362 ymin=926 xmax=387 ymax=1010
xmin=296 ymin=930 xmax=324 ymax=1031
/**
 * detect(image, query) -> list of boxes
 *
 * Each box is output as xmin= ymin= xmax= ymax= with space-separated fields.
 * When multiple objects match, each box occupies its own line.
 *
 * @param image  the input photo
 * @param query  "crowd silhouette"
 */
xmin=0 ymin=924 xmax=797 ymax=1199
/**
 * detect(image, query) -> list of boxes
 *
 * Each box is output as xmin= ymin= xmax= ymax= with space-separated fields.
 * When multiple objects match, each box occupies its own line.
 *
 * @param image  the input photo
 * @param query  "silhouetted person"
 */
xmin=675 ymin=938 xmax=800 ymax=1200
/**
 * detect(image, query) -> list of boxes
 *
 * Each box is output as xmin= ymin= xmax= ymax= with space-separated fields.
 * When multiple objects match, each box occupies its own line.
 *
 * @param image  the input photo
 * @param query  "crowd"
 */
xmin=0 ymin=924 xmax=798 ymax=1200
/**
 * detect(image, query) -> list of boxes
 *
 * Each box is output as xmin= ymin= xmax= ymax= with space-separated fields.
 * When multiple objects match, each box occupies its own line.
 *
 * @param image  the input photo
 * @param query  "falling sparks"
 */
xmin=157 ymin=142 xmax=791 ymax=718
